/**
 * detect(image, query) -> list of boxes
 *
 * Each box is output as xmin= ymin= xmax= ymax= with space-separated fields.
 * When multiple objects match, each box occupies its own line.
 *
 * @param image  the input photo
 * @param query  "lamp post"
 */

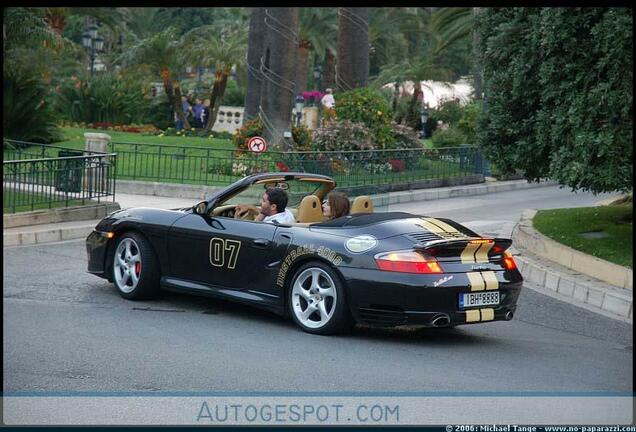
xmin=313 ymin=63 xmax=322 ymax=94
xmin=294 ymin=94 xmax=305 ymax=127
xmin=82 ymin=24 xmax=104 ymax=76
xmin=420 ymin=106 xmax=429 ymax=139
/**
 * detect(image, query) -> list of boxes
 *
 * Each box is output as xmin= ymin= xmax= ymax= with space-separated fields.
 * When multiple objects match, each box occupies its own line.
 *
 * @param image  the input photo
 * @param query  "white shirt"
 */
xmin=321 ymin=94 xmax=335 ymax=109
xmin=263 ymin=208 xmax=296 ymax=224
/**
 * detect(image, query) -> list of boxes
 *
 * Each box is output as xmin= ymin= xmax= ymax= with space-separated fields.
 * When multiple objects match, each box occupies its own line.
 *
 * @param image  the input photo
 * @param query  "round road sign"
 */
xmin=247 ymin=136 xmax=267 ymax=153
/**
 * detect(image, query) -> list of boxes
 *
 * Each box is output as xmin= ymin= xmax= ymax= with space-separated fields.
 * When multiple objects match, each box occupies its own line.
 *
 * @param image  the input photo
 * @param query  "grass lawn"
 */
xmin=533 ymin=204 xmax=633 ymax=268
xmin=3 ymin=188 xmax=93 ymax=213
xmin=4 ymin=127 xmax=235 ymax=161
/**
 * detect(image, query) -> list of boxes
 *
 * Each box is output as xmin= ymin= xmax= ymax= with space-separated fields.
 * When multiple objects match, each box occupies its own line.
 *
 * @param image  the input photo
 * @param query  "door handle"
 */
xmin=252 ymin=238 xmax=271 ymax=248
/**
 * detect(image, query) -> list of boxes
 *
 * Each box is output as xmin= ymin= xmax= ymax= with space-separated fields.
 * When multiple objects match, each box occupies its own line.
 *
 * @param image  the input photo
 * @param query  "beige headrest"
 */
xmin=351 ymin=196 xmax=374 ymax=213
xmin=297 ymin=195 xmax=323 ymax=223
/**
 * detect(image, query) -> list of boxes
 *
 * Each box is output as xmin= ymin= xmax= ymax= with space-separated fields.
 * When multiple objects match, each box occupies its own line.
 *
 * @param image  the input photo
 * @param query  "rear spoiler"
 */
xmin=413 ymin=237 xmax=513 ymax=262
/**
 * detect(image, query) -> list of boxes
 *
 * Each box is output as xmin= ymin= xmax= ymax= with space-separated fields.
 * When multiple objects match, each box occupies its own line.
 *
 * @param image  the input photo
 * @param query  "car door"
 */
xmin=168 ymin=213 xmax=279 ymax=290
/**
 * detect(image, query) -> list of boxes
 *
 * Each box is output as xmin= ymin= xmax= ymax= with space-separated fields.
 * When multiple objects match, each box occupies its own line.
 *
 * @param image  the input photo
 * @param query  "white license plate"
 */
xmin=459 ymin=291 xmax=500 ymax=308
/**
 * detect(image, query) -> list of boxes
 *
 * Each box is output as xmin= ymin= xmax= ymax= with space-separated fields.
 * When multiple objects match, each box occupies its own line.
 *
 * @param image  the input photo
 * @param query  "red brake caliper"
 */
xmin=135 ymin=262 xmax=141 ymax=275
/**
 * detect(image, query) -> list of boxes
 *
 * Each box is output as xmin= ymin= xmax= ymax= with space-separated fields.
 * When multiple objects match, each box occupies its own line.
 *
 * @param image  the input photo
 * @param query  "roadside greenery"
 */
xmin=533 ymin=204 xmax=633 ymax=268
xmin=476 ymin=8 xmax=633 ymax=193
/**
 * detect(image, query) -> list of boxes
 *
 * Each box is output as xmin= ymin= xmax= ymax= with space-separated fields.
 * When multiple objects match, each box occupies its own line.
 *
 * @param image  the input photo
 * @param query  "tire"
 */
xmin=288 ymin=261 xmax=353 ymax=335
xmin=111 ymin=232 xmax=160 ymax=300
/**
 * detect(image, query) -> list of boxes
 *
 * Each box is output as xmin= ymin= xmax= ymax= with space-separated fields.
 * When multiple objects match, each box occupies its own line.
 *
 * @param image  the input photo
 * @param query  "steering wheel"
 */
xmin=234 ymin=205 xmax=259 ymax=220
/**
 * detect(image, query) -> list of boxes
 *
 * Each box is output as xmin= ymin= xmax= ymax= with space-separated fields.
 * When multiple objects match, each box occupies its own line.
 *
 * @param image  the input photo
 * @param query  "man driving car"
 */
xmin=235 ymin=187 xmax=296 ymax=224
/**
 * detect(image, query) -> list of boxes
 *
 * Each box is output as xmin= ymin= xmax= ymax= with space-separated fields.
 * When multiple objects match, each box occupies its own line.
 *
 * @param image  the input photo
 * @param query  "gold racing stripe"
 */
xmin=467 ymin=272 xmax=485 ymax=291
xmin=460 ymin=243 xmax=480 ymax=263
xmin=474 ymin=242 xmax=494 ymax=263
xmin=423 ymin=217 xmax=463 ymax=235
xmin=417 ymin=219 xmax=452 ymax=238
xmin=480 ymin=308 xmax=494 ymax=321
xmin=481 ymin=271 xmax=499 ymax=290
xmin=465 ymin=309 xmax=480 ymax=323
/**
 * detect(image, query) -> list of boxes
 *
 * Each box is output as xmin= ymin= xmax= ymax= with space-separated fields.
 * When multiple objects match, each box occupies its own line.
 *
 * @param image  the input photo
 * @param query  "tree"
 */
xmin=182 ymin=23 xmax=247 ymax=131
xmin=244 ymin=7 xmax=266 ymax=124
xmin=119 ymin=27 xmax=190 ymax=129
xmin=336 ymin=8 xmax=369 ymax=91
xmin=259 ymin=8 xmax=299 ymax=150
xmin=295 ymin=8 xmax=337 ymax=93
xmin=476 ymin=7 xmax=633 ymax=193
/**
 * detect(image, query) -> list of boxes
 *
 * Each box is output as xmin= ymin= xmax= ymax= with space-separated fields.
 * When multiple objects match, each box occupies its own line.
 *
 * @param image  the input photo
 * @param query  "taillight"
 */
xmin=503 ymin=251 xmax=517 ymax=271
xmin=375 ymin=251 xmax=443 ymax=274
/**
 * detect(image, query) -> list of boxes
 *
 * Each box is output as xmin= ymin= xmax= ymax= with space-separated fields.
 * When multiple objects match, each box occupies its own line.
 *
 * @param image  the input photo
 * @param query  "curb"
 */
xmin=115 ymin=179 xmax=223 ymax=200
xmin=512 ymin=210 xmax=632 ymax=322
xmin=372 ymin=179 xmax=558 ymax=208
xmin=3 ymin=221 xmax=99 ymax=247
xmin=3 ymin=202 xmax=120 ymax=229
xmin=512 ymin=209 xmax=632 ymax=289
xmin=515 ymin=252 xmax=632 ymax=322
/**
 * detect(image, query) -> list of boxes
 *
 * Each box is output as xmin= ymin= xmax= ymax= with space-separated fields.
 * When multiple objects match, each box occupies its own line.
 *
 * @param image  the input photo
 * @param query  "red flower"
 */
xmin=388 ymin=159 xmax=405 ymax=172
xmin=276 ymin=162 xmax=290 ymax=172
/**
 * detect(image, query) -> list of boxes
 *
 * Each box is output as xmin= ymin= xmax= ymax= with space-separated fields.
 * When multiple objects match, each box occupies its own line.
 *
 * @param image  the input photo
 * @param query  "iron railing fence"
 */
xmin=107 ymin=141 xmax=483 ymax=191
xmin=3 ymin=138 xmax=485 ymax=196
xmin=3 ymin=153 xmax=117 ymax=213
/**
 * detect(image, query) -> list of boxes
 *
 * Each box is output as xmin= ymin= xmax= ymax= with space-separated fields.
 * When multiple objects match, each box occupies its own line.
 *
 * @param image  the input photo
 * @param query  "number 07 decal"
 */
xmin=209 ymin=237 xmax=242 ymax=269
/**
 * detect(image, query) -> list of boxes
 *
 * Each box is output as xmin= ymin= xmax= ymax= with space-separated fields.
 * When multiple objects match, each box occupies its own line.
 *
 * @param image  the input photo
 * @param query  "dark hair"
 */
xmin=265 ymin=187 xmax=288 ymax=213
xmin=327 ymin=191 xmax=350 ymax=219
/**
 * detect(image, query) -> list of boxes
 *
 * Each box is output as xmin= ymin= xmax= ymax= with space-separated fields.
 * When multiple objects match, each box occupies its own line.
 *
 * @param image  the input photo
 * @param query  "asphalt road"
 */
xmin=3 ymin=186 xmax=632 ymax=394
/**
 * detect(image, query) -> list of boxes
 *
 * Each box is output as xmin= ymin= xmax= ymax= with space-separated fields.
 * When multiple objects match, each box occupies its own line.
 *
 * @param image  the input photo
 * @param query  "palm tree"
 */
xmin=181 ymin=23 xmax=247 ymax=131
xmin=244 ymin=7 xmax=266 ymax=123
xmin=119 ymin=27 xmax=190 ymax=129
xmin=259 ymin=7 xmax=299 ymax=150
xmin=295 ymin=8 xmax=337 ymax=94
xmin=371 ymin=7 xmax=474 ymax=127
xmin=336 ymin=7 xmax=369 ymax=91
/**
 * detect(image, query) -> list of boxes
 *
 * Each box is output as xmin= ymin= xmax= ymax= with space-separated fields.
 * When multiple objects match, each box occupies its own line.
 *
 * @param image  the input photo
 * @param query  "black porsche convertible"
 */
xmin=86 ymin=172 xmax=523 ymax=335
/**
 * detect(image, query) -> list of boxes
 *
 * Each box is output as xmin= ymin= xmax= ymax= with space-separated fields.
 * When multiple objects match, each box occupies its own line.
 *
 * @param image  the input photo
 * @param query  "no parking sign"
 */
xmin=247 ymin=136 xmax=267 ymax=153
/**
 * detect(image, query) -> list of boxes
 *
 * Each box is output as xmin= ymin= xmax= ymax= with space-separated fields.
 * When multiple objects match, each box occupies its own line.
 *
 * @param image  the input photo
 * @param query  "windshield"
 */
xmin=218 ymin=178 xmax=329 ymax=208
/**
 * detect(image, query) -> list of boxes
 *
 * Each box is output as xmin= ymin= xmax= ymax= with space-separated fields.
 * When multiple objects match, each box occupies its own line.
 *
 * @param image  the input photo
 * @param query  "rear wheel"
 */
xmin=112 ymin=232 xmax=160 ymax=300
xmin=288 ymin=262 xmax=352 ymax=335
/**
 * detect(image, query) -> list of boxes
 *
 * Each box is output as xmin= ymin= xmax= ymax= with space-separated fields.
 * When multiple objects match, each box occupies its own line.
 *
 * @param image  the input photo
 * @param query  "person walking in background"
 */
xmin=201 ymin=99 xmax=211 ymax=130
xmin=192 ymin=98 xmax=204 ymax=129
xmin=320 ymin=88 xmax=336 ymax=126
xmin=175 ymin=95 xmax=192 ymax=131
xmin=322 ymin=191 xmax=350 ymax=220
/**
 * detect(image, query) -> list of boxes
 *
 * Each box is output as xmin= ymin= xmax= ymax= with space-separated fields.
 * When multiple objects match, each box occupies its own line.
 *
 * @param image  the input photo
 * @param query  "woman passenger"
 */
xmin=322 ymin=191 xmax=350 ymax=220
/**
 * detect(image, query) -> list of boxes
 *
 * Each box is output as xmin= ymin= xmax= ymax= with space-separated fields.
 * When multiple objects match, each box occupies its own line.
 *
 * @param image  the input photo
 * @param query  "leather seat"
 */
xmin=351 ymin=196 xmax=374 ymax=213
xmin=296 ymin=195 xmax=323 ymax=223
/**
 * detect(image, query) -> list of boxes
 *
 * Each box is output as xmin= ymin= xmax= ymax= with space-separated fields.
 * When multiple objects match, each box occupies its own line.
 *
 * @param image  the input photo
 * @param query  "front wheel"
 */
xmin=288 ymin=262 xmax=352 ymax=335
xmin=112 ymin=232 xmax=160 ymax=300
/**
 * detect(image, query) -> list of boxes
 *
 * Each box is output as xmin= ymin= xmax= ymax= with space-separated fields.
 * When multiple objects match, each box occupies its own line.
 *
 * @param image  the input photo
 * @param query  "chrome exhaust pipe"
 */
xmin=505 ymin=311 xmax=514 ymax=321
xmin=431 ymin=314 xmax=450 ymax=327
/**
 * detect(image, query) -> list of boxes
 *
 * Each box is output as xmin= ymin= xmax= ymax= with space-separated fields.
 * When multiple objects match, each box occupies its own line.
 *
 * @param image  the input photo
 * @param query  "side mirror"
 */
xmin=194 ymin=201 xmax=208 ymax=215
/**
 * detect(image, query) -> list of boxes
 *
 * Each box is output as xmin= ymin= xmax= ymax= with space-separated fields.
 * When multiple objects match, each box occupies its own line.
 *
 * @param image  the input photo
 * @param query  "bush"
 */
xmin=221 ymin=79 xmax=246 ymax=106
xmin=311 ymin=120 xmax=373 ymax=152
xmin=390 ymin=123 xmax=424 ymax=169
xmin=292 ymin=125 xmax=312 ymax=151
xmin=335 ymin=87 xmax=395 ymax=149
xmin=3 ymin=62 xmax=63 ymax=144
xmin=233 ymin=118 xmax=263 ymax=154
xmin=432 ymin=98 xmax=464 ymax=125
xmin=456 ymin=101 xmax=481 ymax=144
xmin=431 ymin=126 xmax=467 ymax=148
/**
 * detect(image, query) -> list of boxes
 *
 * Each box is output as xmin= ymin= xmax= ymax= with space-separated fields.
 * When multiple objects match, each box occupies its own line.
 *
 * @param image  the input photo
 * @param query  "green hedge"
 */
xmin=476 ymin=7 xmax=633 ymax=193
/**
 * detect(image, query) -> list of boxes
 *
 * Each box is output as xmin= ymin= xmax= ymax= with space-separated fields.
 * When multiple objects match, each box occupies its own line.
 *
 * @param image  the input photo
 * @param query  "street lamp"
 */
xmin=420 ymin=106 xmax=429 ymax=139
xmin=294 ymin=94 xmax=305 ymax=127
xmin=313 ymin=63 xmax=322 ymax=93
xmin=82 ymin=24 xmax=104 ymax=76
